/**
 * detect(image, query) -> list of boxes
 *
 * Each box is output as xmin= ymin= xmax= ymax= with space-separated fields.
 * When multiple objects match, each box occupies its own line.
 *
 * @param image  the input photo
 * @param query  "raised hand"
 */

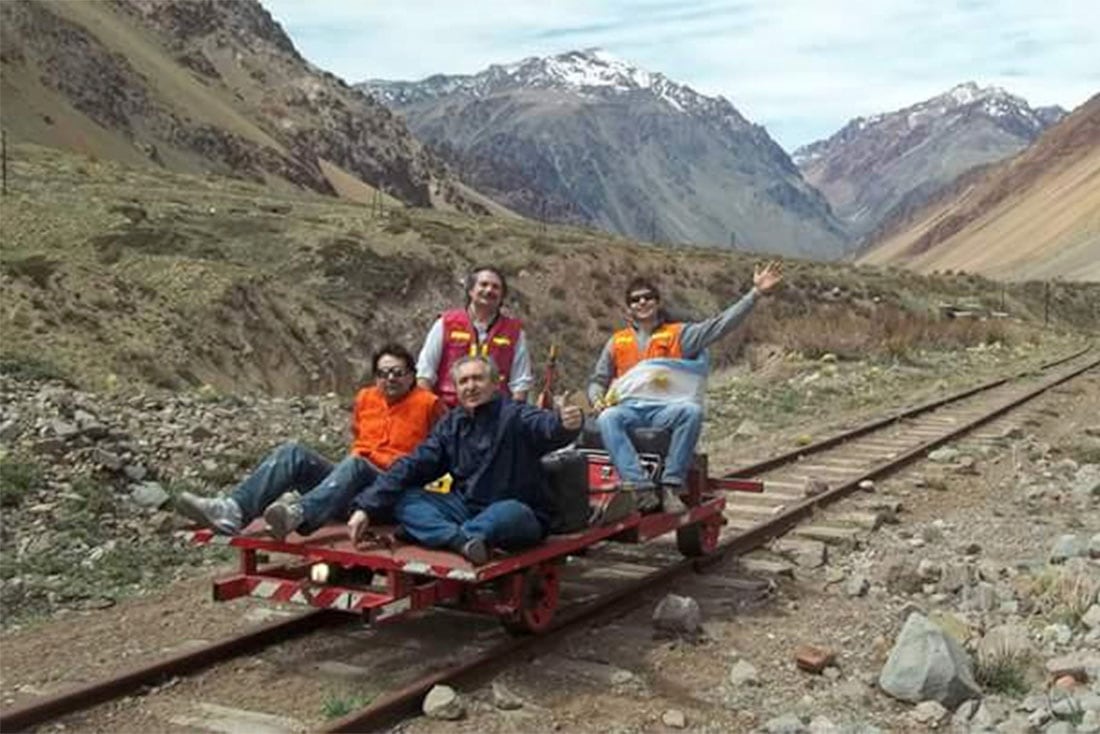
xmin=753 ymin=260 xmax=784 ymax=294
xmin=347 ymin=509 xmax=372 ymax=544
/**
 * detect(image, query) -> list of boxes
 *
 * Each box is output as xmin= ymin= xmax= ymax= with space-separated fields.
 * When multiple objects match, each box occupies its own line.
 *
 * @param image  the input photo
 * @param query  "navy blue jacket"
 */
xmin=351 ymin=396 xmax=580 ymax=528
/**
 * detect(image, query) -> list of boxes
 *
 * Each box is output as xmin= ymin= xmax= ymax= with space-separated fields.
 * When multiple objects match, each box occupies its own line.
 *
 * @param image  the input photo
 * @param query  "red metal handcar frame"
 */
xmin=188 ymin=452 xmax=763 ymax=634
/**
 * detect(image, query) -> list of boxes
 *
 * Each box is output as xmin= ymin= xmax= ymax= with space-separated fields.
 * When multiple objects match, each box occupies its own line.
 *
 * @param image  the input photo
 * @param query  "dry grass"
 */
xmin=1027 ymin=567 xmax=1100 ymax=629
xmin=747 ymin=305 xmax=1016 ymax=361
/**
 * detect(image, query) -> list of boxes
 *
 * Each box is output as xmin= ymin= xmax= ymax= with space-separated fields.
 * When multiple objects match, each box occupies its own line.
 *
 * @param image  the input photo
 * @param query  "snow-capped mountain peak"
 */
xmin=359 ymin=49 xmax=750 ymax=128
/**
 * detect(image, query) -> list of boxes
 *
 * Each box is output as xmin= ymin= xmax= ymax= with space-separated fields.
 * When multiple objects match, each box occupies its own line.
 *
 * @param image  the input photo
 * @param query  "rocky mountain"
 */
xmin=0 ymin=0 xmax=489 ymax=212
xmin=360 ymin=49 xmax=850 ymax=259
xmin=794 ymin=83 xmax=1067 ymax=239
xmin=860 ymin=95 xmax=1100 ymax=281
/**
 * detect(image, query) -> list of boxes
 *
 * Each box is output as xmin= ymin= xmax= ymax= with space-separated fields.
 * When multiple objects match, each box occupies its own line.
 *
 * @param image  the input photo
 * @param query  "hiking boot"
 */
xmin=263 ymin=501 xmax=304 ymax=541
xmin=176 ymin=492 xmax=242 ymax=535
xmin=660 ymin=485 xmax=687 ymax=514
xmin=457 ymin=537 xmax=489 ymax=565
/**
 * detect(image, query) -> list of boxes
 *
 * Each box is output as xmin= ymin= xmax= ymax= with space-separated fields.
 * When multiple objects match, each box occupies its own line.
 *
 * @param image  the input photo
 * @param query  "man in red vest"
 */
xmin=587 ymin=262 xmax=783 ymax=514
xmin=175 ymin=344 xmax=445 ymax=539
xmin=416 ymin=266 xmax=533 ymax=407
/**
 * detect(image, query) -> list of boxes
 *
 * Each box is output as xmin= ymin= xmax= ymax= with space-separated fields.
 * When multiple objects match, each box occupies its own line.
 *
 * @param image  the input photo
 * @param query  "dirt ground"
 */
xmin=2 ymin=354 xmax=1097 ymax=733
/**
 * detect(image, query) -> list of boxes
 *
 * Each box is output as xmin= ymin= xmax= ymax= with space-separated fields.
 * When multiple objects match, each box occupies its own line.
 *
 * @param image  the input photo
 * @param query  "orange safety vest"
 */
xmin=610 ymin=322 xmax=684 ymax=377
xmin=350 ymin=385 xmax=442 ymax=469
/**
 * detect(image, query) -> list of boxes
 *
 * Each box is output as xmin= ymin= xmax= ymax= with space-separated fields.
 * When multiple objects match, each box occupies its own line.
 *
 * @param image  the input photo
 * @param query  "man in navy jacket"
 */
xmin=346 ymin=355 xmax=583 ymax=564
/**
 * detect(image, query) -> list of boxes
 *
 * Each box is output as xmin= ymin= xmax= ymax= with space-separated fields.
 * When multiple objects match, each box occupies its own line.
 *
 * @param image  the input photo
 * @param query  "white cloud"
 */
xmin=262 ymin=0 xmax=1100 ymax=149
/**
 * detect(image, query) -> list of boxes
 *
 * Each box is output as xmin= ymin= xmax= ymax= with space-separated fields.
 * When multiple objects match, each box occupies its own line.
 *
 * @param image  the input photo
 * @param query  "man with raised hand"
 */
xmin=587 ymin=261 xmax=783 ymax=515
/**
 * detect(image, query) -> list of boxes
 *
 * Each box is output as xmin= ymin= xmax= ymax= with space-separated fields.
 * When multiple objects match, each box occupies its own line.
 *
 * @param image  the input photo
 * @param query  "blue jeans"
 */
xmin=394 ymin=488 xmax=545 ymax=551
xmin=229 ymin=442 xmax=381 ymax=533
xmin=597 ymin=400 xmax=703 ymax=488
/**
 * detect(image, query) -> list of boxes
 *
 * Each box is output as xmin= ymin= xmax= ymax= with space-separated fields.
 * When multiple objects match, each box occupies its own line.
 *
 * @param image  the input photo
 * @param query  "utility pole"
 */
xmin=1044 ymin=281 xmax=1051 ymax=326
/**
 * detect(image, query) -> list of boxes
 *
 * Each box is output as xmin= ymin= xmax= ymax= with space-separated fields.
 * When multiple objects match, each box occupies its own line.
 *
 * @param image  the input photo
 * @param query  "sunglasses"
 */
xmin=376 ymin=367 xmax=410 ymax=380
xmin=627 ymin=291 xmax=657 ymax=305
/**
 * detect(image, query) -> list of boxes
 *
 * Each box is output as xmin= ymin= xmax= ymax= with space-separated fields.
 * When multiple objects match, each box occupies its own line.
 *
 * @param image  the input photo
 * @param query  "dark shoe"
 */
xmin=636 ymin=489 xmax=661 ymax=514
xmin=263 ymin=501 xmax=304 ymax=541
xmin=458 ymin=537 xmax=489 ymax=565
xmin=176 ymin=492 xmax=242 ymax=535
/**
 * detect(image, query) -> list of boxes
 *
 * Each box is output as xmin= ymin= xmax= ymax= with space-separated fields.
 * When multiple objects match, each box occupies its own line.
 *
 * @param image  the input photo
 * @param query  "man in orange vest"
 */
xmin=587 ymin=262 xmax=783 ymax=513
xmin=416 ymin=266 xmax=533 ymax=407
xmin=175 ymin=344 xmax=445 ymax=539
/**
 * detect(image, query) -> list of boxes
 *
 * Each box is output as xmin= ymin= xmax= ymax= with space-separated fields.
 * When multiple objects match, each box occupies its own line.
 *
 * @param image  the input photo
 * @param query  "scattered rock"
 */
xmin=1050 ymin=534 xmax=1087 ymax=563
xmin=844 ymin=575 xmax=869 ymax=598
xmin=910 ymin=700 xmax=948 ymax=726
xmin=795 ymin=645 xmax=836 ymax=674
xmin=764 ymin=713 xmax=806 ymax=734
xmin=131 ymin=481 xmax=169 ymax=509
xmin=878 ymin=613 xmax=981 ymax=708
xmin=652 ymin=594 xmax=702 ymax=637
xmin=422 ymin=684 xmax=464 ymax=720
xmin=858 ymin=479 xmax=875 ymax=493
xmin=661 ymin=709 xmax=686 ymax=729
xmin=728 ymin=659 xmax=759 ymax=687
xmin=928 ymin=447 xmax=960 ymax=463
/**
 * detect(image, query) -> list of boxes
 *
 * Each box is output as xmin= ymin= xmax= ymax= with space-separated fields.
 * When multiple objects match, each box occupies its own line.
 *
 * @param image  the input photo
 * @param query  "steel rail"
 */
xmin=722 ymin=345 xmax=1091 ymax=479
xmin=0 ymin=610 xmax=344 ymax=732
xmin=321 ymin=351 xmax=1098 ymax=733
xmin=6 ymin=350 xmax=1094 ymax=733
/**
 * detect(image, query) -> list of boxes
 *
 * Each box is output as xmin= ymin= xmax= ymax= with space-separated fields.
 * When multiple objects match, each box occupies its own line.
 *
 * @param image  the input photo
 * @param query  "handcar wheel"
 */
xmin=676 ymin=517 xmax=720 ymax=557
xmin=500 ymin=564 xmax=560 ymax=635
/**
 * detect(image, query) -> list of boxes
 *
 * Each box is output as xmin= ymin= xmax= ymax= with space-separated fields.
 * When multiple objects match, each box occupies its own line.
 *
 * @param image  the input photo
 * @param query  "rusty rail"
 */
xmin=0 ymin=610 xmax=343 ymax=732
xmin=322 ymin=350 xmax=1098 ymax=732
xmin=5 ymin=349 xmax=1094 ymax=733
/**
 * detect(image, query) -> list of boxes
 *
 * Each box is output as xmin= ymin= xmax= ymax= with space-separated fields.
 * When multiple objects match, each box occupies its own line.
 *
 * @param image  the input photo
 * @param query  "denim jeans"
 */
xmin=394 ymin=488 xmax=545 ymax=551
xmin=596 ymin=400 xmax=703 ymax=488
xmin=229 ymin=442 xmax=381 ymax=533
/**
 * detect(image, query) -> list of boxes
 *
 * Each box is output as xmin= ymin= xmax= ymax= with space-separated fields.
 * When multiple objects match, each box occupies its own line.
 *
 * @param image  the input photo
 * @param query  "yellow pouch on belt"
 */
xmin=424 ymin=473 xmax=453 ymax=493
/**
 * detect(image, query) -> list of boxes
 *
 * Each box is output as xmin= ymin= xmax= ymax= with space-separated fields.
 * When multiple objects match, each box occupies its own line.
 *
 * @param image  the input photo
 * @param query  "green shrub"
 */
xmin=0 ymin=455 xmax=44 ymax=508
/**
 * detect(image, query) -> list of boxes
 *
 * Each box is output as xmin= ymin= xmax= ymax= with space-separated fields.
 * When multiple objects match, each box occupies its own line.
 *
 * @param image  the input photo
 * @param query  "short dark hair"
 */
xmin=624 ymin=276 xmax=660 ymax=304
xmin=371 ymin=343 xmax=416 ymax=375
xmin=465 ymin=265 xmax=508 ymax=301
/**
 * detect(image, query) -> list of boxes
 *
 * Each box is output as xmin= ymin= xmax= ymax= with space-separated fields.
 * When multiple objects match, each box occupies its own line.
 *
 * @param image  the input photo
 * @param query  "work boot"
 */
xmin=264 ymin=501 xmax=305 ymax=541
xmin=455 ymin=537 xmax=489 ymax=565
xmin=176 ymin=492 xmax=242 ymax=535
xmin=660 ymin=486 xmax=687 ymax=514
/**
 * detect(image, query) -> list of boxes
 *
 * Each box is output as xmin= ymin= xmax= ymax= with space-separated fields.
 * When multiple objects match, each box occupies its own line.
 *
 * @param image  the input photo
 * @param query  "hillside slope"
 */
xmin=0 ymin=0 xmax=482 ymax=212
xmin=3 ymin=144 xmax=1097 ymax=398
xmin=861 ymin=95 xmax=1100 ymax=282
xmin=361 ymin=50 xmax=850 ymax=259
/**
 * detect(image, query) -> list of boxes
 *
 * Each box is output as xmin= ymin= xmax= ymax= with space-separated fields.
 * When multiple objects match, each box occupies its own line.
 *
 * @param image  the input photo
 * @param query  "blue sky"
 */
xmin=263 ymin=0 xmax=1099 ymax=151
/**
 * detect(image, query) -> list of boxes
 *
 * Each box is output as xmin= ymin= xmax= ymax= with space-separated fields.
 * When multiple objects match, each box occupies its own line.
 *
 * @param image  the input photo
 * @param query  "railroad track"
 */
xmin=3 ymin=346 xmax=1096 ymax=733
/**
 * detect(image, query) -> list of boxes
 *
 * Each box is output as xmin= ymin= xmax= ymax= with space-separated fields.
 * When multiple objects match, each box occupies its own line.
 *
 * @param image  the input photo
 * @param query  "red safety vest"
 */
xmin=435 ymin=309 xmax=522 ymax=406
xmin=610 ymin=322 xmax=684 ymax=377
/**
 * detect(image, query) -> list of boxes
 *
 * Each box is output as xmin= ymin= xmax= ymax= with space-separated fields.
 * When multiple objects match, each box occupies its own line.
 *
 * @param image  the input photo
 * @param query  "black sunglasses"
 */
xmin=627 ymin=291 xmax=658 ymax=305
xmin=376 ymin=367 xmax=410 ymax=379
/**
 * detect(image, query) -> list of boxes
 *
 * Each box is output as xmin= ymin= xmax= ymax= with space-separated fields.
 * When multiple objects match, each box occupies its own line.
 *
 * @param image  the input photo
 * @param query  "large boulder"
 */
xmin=878 ymin=612 xmax=981 ymax=709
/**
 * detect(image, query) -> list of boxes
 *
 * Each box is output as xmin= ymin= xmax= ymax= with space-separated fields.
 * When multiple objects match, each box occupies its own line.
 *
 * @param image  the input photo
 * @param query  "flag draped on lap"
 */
xmin=605 ymin=355 xmax=709 ymax=406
